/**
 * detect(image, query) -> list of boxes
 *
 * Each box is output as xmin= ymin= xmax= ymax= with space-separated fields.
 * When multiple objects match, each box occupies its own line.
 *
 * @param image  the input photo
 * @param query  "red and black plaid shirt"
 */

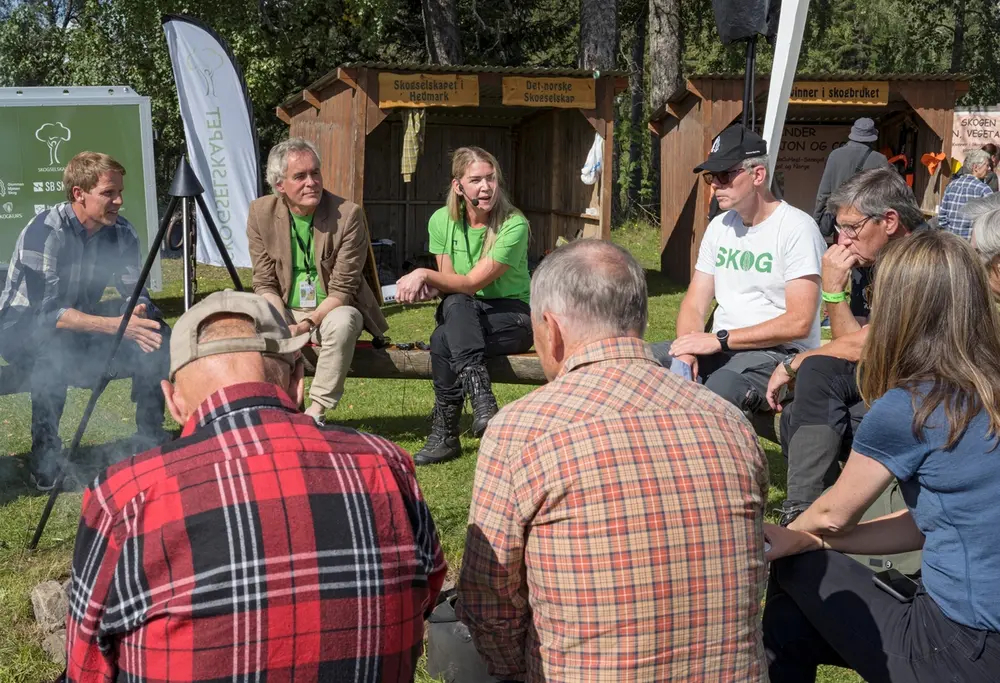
xmin=66 ymin=382 xmax=446 ymax=683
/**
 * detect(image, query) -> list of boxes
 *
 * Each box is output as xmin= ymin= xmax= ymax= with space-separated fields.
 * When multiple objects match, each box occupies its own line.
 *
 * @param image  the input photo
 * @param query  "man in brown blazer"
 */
xmin=247 ymin=137 xmax=388 ymax=423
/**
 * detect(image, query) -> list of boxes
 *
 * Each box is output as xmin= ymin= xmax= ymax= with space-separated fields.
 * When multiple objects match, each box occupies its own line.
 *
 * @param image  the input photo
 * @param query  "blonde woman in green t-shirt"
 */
xmin=396 ymin=146 xmax=532 ymax=465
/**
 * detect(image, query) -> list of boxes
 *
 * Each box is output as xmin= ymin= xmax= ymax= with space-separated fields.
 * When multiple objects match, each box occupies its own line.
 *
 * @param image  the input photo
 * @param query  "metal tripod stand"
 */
xmin=28 ymin=157 xmax=243 ymax=550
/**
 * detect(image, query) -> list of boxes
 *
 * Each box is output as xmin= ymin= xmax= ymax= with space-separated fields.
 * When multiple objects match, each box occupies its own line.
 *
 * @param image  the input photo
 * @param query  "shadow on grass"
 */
xmin=2 ymin=436 xmax=176 ymax=504
xmin=646 ymin=269 xmax=686 ymax=298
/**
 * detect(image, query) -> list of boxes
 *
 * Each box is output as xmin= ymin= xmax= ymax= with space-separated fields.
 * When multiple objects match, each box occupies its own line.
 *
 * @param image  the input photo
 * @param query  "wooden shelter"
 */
xmin=652 ymin=73 xmax=969 ymax=283
xmin=277 ymin=63 xmax=627 ymax=270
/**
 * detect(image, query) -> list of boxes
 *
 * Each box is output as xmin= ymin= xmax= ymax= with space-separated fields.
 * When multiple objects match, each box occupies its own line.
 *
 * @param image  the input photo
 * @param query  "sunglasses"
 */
xmin=701 ymin=167 xmax=746 ymax=186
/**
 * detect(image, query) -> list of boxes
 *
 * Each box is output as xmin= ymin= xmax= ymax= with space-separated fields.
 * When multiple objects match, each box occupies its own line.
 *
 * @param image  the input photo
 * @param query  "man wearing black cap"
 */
xmin=813 ymin=117 xmax=889 ymax=237
xmin=650 ymin=125 xmax=826 ymax=418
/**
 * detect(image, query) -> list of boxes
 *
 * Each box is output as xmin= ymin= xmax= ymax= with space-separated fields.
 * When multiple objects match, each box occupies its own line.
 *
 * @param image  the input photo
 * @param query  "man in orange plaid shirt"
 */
xmin=457 ymin=239 xmax=770 ymax=682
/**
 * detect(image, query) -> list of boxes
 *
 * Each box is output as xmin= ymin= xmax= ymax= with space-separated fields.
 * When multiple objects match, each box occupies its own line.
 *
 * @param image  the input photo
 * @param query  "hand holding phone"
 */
xmin=872 ymin=568 xmax=919 ymax=602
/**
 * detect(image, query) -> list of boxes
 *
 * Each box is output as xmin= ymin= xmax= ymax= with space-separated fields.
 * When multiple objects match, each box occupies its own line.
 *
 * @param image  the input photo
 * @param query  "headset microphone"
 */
xmin=459 ymin=184 xmax=480 ymax=207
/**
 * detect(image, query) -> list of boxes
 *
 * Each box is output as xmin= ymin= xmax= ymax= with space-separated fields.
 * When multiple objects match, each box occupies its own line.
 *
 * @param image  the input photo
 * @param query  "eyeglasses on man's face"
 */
xmin=701 ymin=167 xmax=746 ymax=186
xmin=834 ymin=214 xmax=883 ymax=240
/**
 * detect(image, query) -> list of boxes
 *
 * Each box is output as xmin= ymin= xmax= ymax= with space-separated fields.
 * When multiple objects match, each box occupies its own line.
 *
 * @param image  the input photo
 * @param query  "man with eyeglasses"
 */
xmin=765 ymin=168 xmax=927 ymax=526
xmin=650 ymin=125 xmax=826 ymax=419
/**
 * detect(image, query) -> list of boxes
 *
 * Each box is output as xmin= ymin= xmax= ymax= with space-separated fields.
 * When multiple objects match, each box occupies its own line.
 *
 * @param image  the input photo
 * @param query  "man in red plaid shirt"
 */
xmin=65 ymin=291 xmax=446 ymax=682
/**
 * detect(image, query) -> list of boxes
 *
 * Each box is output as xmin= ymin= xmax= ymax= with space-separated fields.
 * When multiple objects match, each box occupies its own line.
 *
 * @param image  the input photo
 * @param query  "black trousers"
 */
xmin=0 ymin=322 xmax=170 ymax=477
xmin=764 ymin=549 xmax=1000 ymax=682
xmin=779 ymin=356 xmax=867 ymax=505
xmin=430 ymin=294 xmax=532 ymax=403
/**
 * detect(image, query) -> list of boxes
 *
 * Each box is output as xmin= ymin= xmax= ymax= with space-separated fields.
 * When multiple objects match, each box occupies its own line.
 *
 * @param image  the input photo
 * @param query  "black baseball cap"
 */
xmin=694 ymin=125 xmax=768 ymax=173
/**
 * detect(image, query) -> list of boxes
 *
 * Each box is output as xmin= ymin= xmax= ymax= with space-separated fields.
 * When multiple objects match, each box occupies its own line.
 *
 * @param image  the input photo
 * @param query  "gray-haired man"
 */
xmin=459 ymin=239 xmax=769 ymax=681
xmin=939 ymin=148 xmax=994 ymax=239
xmin=766 ymin=168 xmax=927 ymax=526
xmin=246 ymin=137 xmax=387 ymax=423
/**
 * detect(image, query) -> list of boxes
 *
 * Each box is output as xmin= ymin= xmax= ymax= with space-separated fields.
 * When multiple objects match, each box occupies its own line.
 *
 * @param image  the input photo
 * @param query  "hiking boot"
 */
xmin=778 ymin=500 xmax=811 ymax=528
xmin=413 ymin=400 xmax=463 ymax=466
xmin=459 ymin=364 xmax=499 ymax=438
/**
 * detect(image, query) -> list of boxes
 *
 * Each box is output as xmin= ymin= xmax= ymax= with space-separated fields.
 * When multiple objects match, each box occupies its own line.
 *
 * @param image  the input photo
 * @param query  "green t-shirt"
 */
xmin=427 ymin=206 xmax=531 ymax=304
xmin=288 ymin=211 xmax=326 ymax=309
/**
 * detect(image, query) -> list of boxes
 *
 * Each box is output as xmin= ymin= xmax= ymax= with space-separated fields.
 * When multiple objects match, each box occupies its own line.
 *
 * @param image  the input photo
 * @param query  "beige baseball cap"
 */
xmin=169 ymin=290 xmax=310 ymax=381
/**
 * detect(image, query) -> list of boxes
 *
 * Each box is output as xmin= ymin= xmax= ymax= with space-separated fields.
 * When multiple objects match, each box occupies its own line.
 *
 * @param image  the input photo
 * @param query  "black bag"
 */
xmin=818 ymin=147 xmax=875 ymax=238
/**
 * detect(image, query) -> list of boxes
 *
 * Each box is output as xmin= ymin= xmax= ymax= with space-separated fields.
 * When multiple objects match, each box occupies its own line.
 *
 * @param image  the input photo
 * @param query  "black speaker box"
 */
xmin=711 ymin=0 xmax=781 ymax=45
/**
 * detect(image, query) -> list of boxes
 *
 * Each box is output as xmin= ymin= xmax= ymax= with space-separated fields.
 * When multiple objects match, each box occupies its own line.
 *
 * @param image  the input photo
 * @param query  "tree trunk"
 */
xmin=950 ymin=0 xmax=966 ymax=72
xmin=578 ymin=0 xmax=617 ymax=70
xmin=648 ymin=0 xmax=683 ymax=114
xmin=627 ymin=9 xmax=647 ymax=212
xmin=421 ymin=0 xmax=462 ymax=65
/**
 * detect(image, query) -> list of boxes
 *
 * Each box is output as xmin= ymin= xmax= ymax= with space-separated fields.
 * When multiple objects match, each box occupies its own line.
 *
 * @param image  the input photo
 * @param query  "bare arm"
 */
xmin=728 ymin=275 xmax=821 ymax=350
xmin=790 ymin=326 xmax=868 ymax=370
xmin=676 ymin=271 xmax=716 ymax=336
xmin=789 ymin=450 xmax=895 ymax=536
xmin=56 ymin=309 xmax=118 ymax=334
xmin=423 ymin=255 xmax=510 ymax=296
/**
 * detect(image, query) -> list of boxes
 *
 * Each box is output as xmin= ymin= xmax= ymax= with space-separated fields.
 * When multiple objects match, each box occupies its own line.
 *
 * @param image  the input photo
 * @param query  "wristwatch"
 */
xmin=782 ymin=354 xmax=797 ymax=378
xmin=302 ymin=318 xmax=316 ymax=331
xmin=716 ymin=329 xmax=730 ymax=352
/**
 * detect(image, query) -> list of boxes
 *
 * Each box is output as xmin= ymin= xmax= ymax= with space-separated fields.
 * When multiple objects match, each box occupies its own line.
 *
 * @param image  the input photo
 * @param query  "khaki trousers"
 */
xmin=289 ymin=306 xmax=364 ymax=411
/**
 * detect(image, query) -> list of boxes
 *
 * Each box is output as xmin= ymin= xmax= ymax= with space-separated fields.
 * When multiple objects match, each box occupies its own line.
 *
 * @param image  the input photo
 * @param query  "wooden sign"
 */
xmin=377 ymin=73 xmax=479 ymax=108
xmin=788 ymin=81 xmax=889 ymax=106
xmin=502 ymin=76 xmax=596 ymax=108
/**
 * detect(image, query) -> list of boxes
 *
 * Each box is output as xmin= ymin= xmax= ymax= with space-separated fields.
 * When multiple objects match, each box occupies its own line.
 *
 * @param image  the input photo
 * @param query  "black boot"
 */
xmin=413 ymin=399 xmax=463 ymax=466
xmin=460 ymin=364 xmax=499 ymax=438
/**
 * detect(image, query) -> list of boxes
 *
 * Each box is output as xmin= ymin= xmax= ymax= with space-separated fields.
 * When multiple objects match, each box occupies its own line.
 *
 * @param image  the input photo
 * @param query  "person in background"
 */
xmin=968 ymin=192 xmax=1000 ymax=298
xmin=762 ymin=230 xmax=1000 ymax=682
xmin=958 ymin=143 xmax=999 ymax=193
xmin=766 ymin=168 xmax=926 ymax=526
xmin=395 ymin=146 xmax=532 ymax=466
xmin=649 ymin=124 xmax=825 ymax=419
xmin=938 ymin=147 xmax=993 ymax=239
xmin=0 ymin=151 xmax=170 ymax=490
xmin=247 ymin=137 xmax=388 ymax=425
xmin=813 ymin=117 xmax=890 ymax=237
xmin=65 ymin=290 xmax=446 ymax=682
xmin=459 ymin=239 xmax=769 ymax=682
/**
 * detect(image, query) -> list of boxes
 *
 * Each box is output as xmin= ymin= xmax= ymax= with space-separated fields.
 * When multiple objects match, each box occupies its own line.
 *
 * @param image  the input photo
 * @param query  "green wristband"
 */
xmin=822 ymin=290 xmax=848 ymax=303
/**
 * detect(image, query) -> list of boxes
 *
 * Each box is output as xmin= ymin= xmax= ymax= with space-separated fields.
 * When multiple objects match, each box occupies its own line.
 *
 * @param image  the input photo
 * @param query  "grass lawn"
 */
xmin=0 ymin=221 xmax=860 ymax=682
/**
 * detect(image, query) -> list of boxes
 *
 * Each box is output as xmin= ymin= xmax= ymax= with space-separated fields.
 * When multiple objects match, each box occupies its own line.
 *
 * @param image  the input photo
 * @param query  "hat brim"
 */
xmin=693 ymin=155 xmax=745 ymax=174
xmin=849 ymin=132 xmax=878 ymax=143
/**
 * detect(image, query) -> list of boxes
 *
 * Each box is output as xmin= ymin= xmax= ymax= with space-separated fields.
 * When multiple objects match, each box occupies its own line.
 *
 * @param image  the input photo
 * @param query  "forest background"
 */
xmin=1 ymin=0 xmax=997 ymax=224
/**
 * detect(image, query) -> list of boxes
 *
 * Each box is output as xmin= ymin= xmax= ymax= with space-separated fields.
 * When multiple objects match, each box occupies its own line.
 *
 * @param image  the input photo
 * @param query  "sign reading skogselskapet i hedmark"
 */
xmin=378 ymin=73 xmax=479 ymax=108
xmin=0 ymin=87 xmax=160 ymax=289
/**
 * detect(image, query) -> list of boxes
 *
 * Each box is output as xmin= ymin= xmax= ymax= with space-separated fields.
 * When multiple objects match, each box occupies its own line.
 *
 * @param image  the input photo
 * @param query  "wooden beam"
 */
xmin=303 ymin=89 xmax=322 ymax=110
xmin=337 ymin=67 xmax=359 ymax=90
xmin=599 ymin=78 xmax=613 ymax=239
xmin=302 ymin=346 xmax=546 ymax=385
xmin=614 ymin=76 xmax=629 ymax=94
xmin=276 ymin=106 xmax=291 ymax=125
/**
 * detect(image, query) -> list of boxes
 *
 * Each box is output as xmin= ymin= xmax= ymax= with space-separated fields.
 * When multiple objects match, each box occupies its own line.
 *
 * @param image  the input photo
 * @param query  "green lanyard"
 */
xmin=292 ymin=215 xmax=315 ymax=284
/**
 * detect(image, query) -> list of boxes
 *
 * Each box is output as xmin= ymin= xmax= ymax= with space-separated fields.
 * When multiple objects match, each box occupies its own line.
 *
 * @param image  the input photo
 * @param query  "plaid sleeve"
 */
xmin=18 ymin=217 xmax=69 ymax=329
xmin=65 ymin=487 xmax=123 ymax=682
xmin=457 ymin=427 xmax=531 ymax=679
xmin=113 ymin=221 xmax=161 ymax=319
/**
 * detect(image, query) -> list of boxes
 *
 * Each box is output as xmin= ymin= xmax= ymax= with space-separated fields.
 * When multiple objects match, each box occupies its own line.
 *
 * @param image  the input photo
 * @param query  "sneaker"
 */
xmin=820 ymin=316 xmax=831 ymax=329
xmin=778 ymin=500 xmax=811 ymax=527
xmin=30 ymin=471 xmax=59 ymax=493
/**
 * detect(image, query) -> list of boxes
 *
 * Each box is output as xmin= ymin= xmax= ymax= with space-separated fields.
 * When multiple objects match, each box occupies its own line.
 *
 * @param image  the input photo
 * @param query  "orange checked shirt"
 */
xmin=457 ymin=337 xmax=769 ymax=682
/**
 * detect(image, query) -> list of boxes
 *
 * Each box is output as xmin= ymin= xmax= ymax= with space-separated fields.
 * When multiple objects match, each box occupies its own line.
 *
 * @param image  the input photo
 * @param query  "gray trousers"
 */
xmin=649 ymin=341 xmax=789 ymax=415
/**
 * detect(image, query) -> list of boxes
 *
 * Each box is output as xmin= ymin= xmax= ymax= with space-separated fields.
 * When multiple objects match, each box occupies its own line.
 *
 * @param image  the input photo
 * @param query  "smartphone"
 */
xmin=872 ymin=568 xmax=919 ymax=602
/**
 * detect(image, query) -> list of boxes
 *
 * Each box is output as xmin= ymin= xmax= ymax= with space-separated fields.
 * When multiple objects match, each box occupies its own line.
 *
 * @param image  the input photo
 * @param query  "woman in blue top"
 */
xmin=395 ymin=147 xmax=531 ymax=466
xmin=762 ymin=229 xmax=1000 ymax=682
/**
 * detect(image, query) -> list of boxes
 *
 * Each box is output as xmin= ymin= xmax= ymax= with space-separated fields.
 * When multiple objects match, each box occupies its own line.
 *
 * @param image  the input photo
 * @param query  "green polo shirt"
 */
xmin=288 ymin=211 xmax=326 ymax=309
xmin=427 ymin=207 xmax=530 ymax=304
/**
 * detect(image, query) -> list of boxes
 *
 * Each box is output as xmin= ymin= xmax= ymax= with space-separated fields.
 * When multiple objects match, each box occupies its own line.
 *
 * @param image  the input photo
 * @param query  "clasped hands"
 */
xmin=395 ymin=268 xmax=441 ymax=304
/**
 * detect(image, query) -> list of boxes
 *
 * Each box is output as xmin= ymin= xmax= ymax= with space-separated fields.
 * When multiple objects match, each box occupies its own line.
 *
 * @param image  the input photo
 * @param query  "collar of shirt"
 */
xmin=181 ymin=381 xmax=299 ymax=437
xmin=557 ymin=336 xmax=657 ymax=379
xmin=59 ymin=201 xmax=111 ymax=240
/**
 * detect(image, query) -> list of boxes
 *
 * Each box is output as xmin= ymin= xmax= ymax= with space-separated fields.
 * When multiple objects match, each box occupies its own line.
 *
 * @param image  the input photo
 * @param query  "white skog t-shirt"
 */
xmin=696 ymin=201 xmax=826 ymax=350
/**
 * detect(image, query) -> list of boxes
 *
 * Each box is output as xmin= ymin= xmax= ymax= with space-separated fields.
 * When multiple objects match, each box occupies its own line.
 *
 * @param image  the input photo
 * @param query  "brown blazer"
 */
xmin=246 ymin=191 xmax=389 ymax=337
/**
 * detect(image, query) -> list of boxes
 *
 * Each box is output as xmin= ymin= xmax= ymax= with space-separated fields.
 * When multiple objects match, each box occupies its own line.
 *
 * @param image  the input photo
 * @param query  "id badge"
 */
xmin=299 ymin=280 xmax=317 ymax=309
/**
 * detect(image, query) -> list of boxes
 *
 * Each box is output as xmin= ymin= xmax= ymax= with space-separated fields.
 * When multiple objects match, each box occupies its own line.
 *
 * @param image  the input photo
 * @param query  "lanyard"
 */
xmin=292 ymin=215 xmax=315 ymax=283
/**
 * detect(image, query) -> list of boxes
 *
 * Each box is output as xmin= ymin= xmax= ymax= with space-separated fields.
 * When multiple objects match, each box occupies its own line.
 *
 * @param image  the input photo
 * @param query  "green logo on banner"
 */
xmin=715 ymin=247 xmax=773 ymax=273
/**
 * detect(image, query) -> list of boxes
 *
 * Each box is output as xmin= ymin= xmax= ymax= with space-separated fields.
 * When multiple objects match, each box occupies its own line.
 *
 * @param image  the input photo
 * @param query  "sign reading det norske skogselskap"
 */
xmin=0 ymin=87 xmax=160 ymax=289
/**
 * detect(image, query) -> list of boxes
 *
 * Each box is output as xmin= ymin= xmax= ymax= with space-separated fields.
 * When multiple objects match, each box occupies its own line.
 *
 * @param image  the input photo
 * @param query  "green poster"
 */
xmin=0 ymin=87 xmax=159 ymax=288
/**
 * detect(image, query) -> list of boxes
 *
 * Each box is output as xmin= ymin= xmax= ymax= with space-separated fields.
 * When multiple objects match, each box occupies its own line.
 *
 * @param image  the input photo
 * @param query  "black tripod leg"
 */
xmin=28 ymin=195 xmax=180 ymax=550
xmin=194 ymin=194 xmax=244 ymax=291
